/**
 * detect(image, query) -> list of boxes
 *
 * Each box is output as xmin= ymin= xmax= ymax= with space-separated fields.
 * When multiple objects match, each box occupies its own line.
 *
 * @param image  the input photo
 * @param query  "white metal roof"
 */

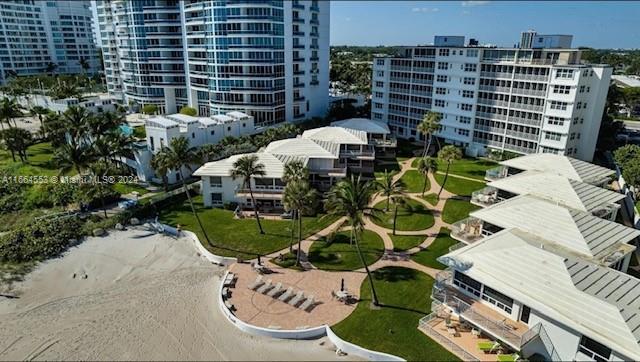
xmin=194 ymin=151 xmax=302 ymax=178
xmin=227 ymin=111 xmax=250 ymax=119
xmin=612 ymin=75 xmax=640 ymax=88
xmin=302 ymin=126 xmax=368 ymax=145
xmin=211 ymin=114 xmax=234 ymax=123
xmin=500 ymin=154 xmax=615 ymax=184
xmin=331 ymin=118 xmax=391 ymax=135
xmin=145 ymin=116 xmax=178 ymax=129
xmin=265 ymin=137 xmax=340 ymax=159
xmin=488 ymin=171 xmax=624 ymax=212
xmin=441 ymin=230 xmax=640 ymax=361
xmin=166 ymin=114 xmax=199 ymax=124
xmin=470 ymin=194 xmax=638 ymax=263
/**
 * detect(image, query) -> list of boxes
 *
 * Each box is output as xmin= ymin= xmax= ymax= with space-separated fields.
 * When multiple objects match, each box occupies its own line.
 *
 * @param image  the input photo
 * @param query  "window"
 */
xmin=374 ymin=91 xmax=383 ymax=98
xmin=583 ymin=102 xmax=587 ymax=109
xmin=459 ymin=116 xmax=472 ymax=124
xmin=211 ymin=193 xmax=223 ymax=205
xmin=453 ymin=271 xmax=481 ymax=297
xmin=436 ymin=74 xmax=448 ymax=82
xmin=210 ymin=130 xmax=215 ymax=135
xmin=576 ymin=102 xmax=582 ymax=109
xmin=550 ymin=101 xmax=568 ymax=110
xmin=482 ymin=285 xmax=513 ymax=314
xmin=434 ymin=99 xmax=446 ymax=107
xmin=520 ymin=305 xmax=531 ymax=324
xmin=438 ymin=48 xmax=450 ymax=56
xmin=570 ymin=133 xmax=576 ymax=140
xmin=463 ymin=63 xmax=477 ymax=72
xmin=461 ymin=103 xmax=473 ymax=111
xmin=435 ymin=87 xmax=447 ymax=95
xmin=553 ymin=85 xmax=570 ymax=94
xmin=376 ymin=59 xmax=384 ymax=66
xmin=556 ymin=69 xmax=574 ymax=79
xmin=466 ymin=49 xmax=478 ymax=57
xmin=377 ymin=71 xmax=384 ymax=77
xmin=545 ymin=132 xmax=562 ymax=141
xmin=547 ymin=116 xmax=565 ymax=126
xmin=373 ymin=112 xmax=382 ymax=119
xmin=463 ymin=77 xmax=475 ymax=85
xmin=462 ymin=90 xmax=474 ymax=98
xmin=579 ymin=85 xmax=585 ymax=93
xmin=578 ymin=336 xmax=611 ymax=362
xmin=457 ymin=129 xmax=470 ymax=137
xmin=210 ymin=176 xmax=222 ymax=187
xmin=437 ymin=61 xmax=449 ymax=70
xmin=374 ymin=102 xmax=383 ymax=109
xmin=375 ymin=81 xmax=384 ymax=87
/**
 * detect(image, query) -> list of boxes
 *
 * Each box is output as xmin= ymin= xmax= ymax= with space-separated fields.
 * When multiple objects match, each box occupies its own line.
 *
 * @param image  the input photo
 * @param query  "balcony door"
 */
xmin=519 ymin=304 xmax=531 ymax=324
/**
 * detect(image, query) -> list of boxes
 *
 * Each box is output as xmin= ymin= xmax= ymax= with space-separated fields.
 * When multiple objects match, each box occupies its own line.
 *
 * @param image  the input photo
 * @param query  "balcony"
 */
xmin=505 ymin=130 xmax=539 ymax=141
xmin=235 ymin=186 xmax=284 ymax=200
xmin=340 ymin=149 xmax=376 ymax=160
xmin=450 ymin=217 xmax=490 ymax=244
xmin=470 ymin=186 xmax=504 ymax=207
xmin=503 ymin=143 xmax=537 ymax=155
xmin=294 ymin=81 xmax=305 ymax=88
xmin=484 ymin=166 xmax=508 ymax=182
xmin=369 ymin=137 xmax=398 ymax=148
xmin=312 ymin=167 xmax=348 ymax=178
xmin=292 ymin=17 xmax=304 ymax=24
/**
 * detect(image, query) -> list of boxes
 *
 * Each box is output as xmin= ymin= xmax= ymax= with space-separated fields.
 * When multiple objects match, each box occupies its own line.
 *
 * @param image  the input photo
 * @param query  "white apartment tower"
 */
xmin=371 ymin=34 xmax=612 ymax=161
xmin=0 ymin=0 xmax=99 ymax=83
xmin=97 ymin=0 xmax=329 ymax=127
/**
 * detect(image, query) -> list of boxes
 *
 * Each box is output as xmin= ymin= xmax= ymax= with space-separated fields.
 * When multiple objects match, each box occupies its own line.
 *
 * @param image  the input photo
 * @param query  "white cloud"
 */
xmin=461 ymin=1 xmax=489 ymax=6
xmin=411 ymin=7 xmax=440 ymax=13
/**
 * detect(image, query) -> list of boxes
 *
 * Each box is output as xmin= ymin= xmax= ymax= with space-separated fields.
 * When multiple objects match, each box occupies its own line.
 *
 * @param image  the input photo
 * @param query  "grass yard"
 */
xmin=112 ymin=182 xmax=150 ymax=196
xmin=390 ymin=234 xmax=425 ymax=251
xmin=435 ymin=157 xmax=497 ymax=180
xmin=159 ymin=196 xmax=340 ymax=259
xmin=400 ymin=170 xmax=429 ymax=193
xmin=442 ymin=198 xmax=481 ymax=224
xmin=434 ymin=173 xmax=485 ymax=197
xmin=422 ymin=193 xmax=438 ymax=206
xmin=270 ymin=252 xmax=305 ymax=271
xmin=332 ymin=266 xmax=459 ymax=361
xmin=373 ymin=198 xmax=434 ymax=231
xmin=0 ymin=142 xmax=61 ymax=176
xmin=308 ymin=229 xmax=384 ymax=271
xmin=411 ymin=228 xmax=457 ymax=269
xmin=374 ymin=160 xmax=401 ymax=179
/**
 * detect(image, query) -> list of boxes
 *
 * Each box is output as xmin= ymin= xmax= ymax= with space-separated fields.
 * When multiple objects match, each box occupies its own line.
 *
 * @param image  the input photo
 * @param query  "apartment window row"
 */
xmin=453 ymin=272 xmax=513 ymax=314
xmin=547 ymin=116 xmax=566 ymax=126
xmin=457 ymin=129 xmax=470 ymax=137
xmin=550 ymin=101 xmax=569 ymax=111
xmin=579 ymin=85 xmax=591 ymax=93
xmin=553 ymin=85 xmax=571 ymax=94
xmin=544 ymin=131 xmax=563 ymax=141
xmin=463 ymin=77 xmax=476 ymax=85
xmin=576 ymin=101 xmax=588 ymax=110
xmin=555 ymin=68 xmax=574 ymax=79
xmin=437 ymin=61 xmax=449 ymax=70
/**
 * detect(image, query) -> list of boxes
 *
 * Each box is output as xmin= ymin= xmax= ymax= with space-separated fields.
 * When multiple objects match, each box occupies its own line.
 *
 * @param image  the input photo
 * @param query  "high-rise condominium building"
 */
xmin=0 ymin=0 xmax=99 ymax=83
xmin=97 ymin=0 xmax=329 ymax=127
xmin=371 ymin=34 xmax=612 ymax=161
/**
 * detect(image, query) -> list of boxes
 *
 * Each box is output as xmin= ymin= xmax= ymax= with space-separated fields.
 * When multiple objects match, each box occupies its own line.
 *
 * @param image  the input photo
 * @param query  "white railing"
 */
xmin=521 ymin=323 xmax=561 ymax=361
xmin=505 ymin=130 xmax=539 ymax=141
xmin=418 ymin=310 xmax=480 ymax=362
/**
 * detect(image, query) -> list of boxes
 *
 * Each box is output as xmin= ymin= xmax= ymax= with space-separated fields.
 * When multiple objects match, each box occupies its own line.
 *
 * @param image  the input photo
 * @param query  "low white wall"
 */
xmin=182 ymin=230 xmax=237 ymax=266
xmin=325 ymin=326 xmax=406 ymax=361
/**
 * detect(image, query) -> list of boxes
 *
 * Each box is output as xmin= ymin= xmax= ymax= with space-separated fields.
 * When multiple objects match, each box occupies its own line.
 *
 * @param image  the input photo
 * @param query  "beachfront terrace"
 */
xmin=471 ymin=187 xmax=514 ymax=208
xmin=450 ymin=217 xmax=503 ymax=245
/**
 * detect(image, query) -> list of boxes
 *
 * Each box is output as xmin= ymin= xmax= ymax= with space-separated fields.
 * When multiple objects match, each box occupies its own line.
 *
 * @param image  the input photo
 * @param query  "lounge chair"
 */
xmin=299 ymin=295 xmax=316 ymax=311
xmin=222 ymin=287 xmax=230 ymax=298
xmin=266 ymin=282 xmax=283 ymax=297
xmin=497 ymin=353 xmax=519 ymax=362
xmin=288 ymin=291 xmax=305 ymax=306
xmin=247 ymin=275 xmax=264 ymax=290
xmin=478 ymin=341 xmax=499 ymax=353
xmin=223 ymin=273 xmax=236 ymax=286
xmin=278 ymin=287 xmax=294 ymax=302
xmin=256 ymin=280 xmax=272 ymax=294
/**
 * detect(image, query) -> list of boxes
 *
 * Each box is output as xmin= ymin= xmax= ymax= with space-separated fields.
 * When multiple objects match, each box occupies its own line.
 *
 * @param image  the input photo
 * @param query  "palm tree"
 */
xmin=0 ymin=97 xmax=21 ymax=129
xmin=79 ymin=58 xmax=90 ymax=75
xmin=417 ymin=111 xmax=441 ymax=157
xmin=45 ymin=62 xmax=58 ymax=75
xmin=282 ymin=160 xmax=309 ymax=253
xmin=53 ymin=142 xmax=93 ymax=175
xmin=30 ymin=105 xmax=49 ymax=136
xmin=0 ymin=127 xmax=32 ymax=162
xmin=231 ymin=154 xmax=266 ymax=234
xmin=437 ymin=145 xmax=463 ymax=198
xmin=282 ymin=180 xmax=318 ymax=265
xmin=162 ymin=136 xmax=213 ymax=246
xmin=197 ymin=143 xmax=222 ymax=163
xmin=150 ymin=151 xmax=171 ymax=191
xmin=417 ymin=156 xmax=438 ymax=196
xmin=390 ymin=196 xmax=406 ymax=236
xmin=325 ymin=175 xmax=382 ymax=306
xmin=376 ymin=170 xmax=404 ymax=212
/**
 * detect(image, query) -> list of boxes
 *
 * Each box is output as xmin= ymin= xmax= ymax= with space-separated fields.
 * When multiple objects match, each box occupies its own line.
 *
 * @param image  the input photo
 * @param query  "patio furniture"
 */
xmin=335 ymin=290 xmax=349 ymax=301
xmin=299 ymin=295 xmax=315 ymax=311
xmin=222 ymin=287 xmax=230 ymax=298
xmin=278 ymin=287 xmax=294 ymax=302
xmin=266 ymin=282 xmax=283 ymax=297
xmin=497 ymin=353 xmax=519 ymax=362
xmin=447 ymin=326 xmax=458 ymax=337
xmin=288 ymin=291 xmax=305 ymax=306
xmin=256 ymin=280 xmax=273 ymax=294
xmin=247 ymin=275 xmax=264 ymax=290
xmin=224 ymin=300 xmax=235 ymax=312
xmin=223 ymin=273 xmax=236 ymax=287
xmin=478 ymin=341 xmax=500 ymax=354
xmin=252 ymin=263 xmax=269 ymax=275
xmin=471 ymin=328 xmax=481 ymax=338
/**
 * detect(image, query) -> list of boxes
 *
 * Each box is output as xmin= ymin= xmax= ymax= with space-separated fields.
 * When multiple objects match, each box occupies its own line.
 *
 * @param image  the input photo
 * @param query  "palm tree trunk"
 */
xmin=393 ymin=204 xmax=398 ymax=235
xmin=438 ymin=162 xmax=451 ymax=198
xmin=422 ymin=175 xmax=428 ymax=196
xmin=289 ymin=209 xmax=296 ymax=253
xmin=425 ymin=134 xmax=433 ymax=156
xmin=162 ymin=175 xmax=168 ymax=192
xmin=181 ymin=176 xmax=213 ymax=247
xmin=296 ymin=210 xmax=303 ymax=266
xmin=9 ymin=149 xmax=15 ymax=162
xmin=248 ymin=186 xmax=264 ymax=234
xmin=386 ymin=196 xmax=390 ymax=212
xmin=422 ymin=137 xmax=428 ymax=157
xmin=354 ymin=231 xmax=380 ymax=306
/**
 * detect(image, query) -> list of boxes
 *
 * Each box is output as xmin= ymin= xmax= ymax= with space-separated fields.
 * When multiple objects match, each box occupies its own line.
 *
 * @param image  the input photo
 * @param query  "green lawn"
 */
xmin=112 ymin=182 xmax=150 ymax=196
xmin=270 ymin=252 xmax=305 ymax=271
xmin=159 ymin=196 xmax=340 ymax=258
xmin=434 ymin=173 xmax=486 ymax=197
xmin=374 ymin=160 xmax=401 ymax=179
xmin=0 ymin=142 xmax=61 ymax=176
xmin=422 ymin=193 xmax=438 ymax=206
xmin=411 ymin=228 xmax=457 ymax=269
xmin=390 ymin=234 xmax=425 ymax=251
xmin=332 ymin=267 xmax=458 ymax=361
xmin=373 ymin=198 xmax=434 ymax=231
xmin=442 ymin=199 xmax=481 ymax=224
xmin=400 ymin=170 xmax=429 ymax=193
xmin=308 ymin=229 xmax=384 ymax=271
xmin=436 ymin=157 xmax=497 ymax=180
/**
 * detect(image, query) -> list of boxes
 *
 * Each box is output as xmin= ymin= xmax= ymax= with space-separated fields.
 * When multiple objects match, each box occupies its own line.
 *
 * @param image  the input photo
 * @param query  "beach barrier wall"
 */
xmin=182 ymin=230 xmax=237 ymax=266
xmin=325 ymin=326 xmax=406 ymax=361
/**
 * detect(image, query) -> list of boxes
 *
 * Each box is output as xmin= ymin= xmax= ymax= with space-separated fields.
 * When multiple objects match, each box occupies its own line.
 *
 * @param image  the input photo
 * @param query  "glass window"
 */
xmin=578 ymin=336 xmax=611 ymax=362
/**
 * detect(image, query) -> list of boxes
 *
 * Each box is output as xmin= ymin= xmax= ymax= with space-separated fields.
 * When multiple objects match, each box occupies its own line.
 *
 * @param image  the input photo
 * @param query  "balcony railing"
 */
xmin=369 ymin=137 xmax=398 ymax=147
xmin=340 ymin=150 xmax=376 ymax=159
xmin=312 ymin=167 xmax=348 ymax=177
xmin=471 ymin=186 xmax=503 ymax=207
xmin=505 ymin=130 xmax=539 ymax=141
xmin=418 ymin=307 xmax=480 ymax=362
xmin=485 ymin=166 xmax=508 ymax=181
xmin=503 ymin=143 xmax=537 ymax=155
xmin=450 ymin=217 xmax=488 ymax=244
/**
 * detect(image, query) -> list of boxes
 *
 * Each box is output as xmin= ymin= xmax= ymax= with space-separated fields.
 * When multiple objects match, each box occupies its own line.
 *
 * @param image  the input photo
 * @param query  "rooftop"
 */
xmin=612 ymin=75 xmax=640 ymax=88
xmin=469 ymin=194 xmax=638 ymax=264
xmin=265 ymin=137 xmax=340 ymax=159
xmin=499 ymin=154 xmax=615 ymax=184
xmin=145 ymin=116 xmax=178 ymax=129
xmin=440 ymin=229 xmax=640 ymax=361
xmin=302 ymin=126 xmax=368 ymax=145
xmin=330 ymin=118 xmax=391 ymax=135
xmin=194 ymin=151 xmax=306 ymax=178
xmin=487 ymin=171 xmax=624 ymax=213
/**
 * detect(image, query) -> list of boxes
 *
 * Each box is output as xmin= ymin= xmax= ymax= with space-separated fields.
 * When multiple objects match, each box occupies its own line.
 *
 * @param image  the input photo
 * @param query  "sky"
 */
xmin=330 ymin=1 xmax=640 ymax=49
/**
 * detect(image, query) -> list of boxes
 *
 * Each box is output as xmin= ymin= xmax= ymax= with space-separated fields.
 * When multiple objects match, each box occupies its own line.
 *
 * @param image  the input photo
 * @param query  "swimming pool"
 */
xmin=119 ymin=124 xmax=134 ymax=136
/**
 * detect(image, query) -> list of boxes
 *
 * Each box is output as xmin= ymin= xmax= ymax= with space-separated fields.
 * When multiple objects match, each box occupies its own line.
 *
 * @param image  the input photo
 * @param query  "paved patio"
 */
xmin=226 ymin=263 xmax=366 ymax=330
xmin=420 ymin=316 xmax=501 ymax=361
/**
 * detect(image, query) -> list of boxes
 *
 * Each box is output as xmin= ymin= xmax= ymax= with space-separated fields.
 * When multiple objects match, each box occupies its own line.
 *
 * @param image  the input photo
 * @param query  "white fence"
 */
xmin=182 ymin=230 xmax=237 ymax=266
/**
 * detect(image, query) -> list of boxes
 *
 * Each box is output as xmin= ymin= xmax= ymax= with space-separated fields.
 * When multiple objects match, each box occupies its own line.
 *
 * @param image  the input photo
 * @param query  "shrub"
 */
xmin=223 ymin=201 xmax=239 ymax=211
xmin=0 ymin=217 xmax=83 ymax=263
xmin=141 ymin=104 xmax=158 ymax=115
xmin=179 ymin=106 xmax=197 ymax=116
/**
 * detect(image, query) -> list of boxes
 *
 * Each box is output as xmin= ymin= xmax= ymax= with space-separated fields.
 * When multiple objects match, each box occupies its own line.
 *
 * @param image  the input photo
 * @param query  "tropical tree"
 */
xmin=30 ymin=105 xmax=49 ymax=136
xmin=325 ymin=175 xmax=382 ymax=306
xmin=376 ymin=170 xmax=404 ymax=211
xmin=437 ymin=145 xmax=463 ymax=198
xmin=197 ymin=143 xmax=222 ymax=163
xmin=390 ymin=196 xmax=406 ymax=236
xmin=45 ymin=62 xmax=58 ymax=75
xmin=150 ymin=150 xmax=172 ymax=191
xmin=142 ymin=104 xmax=158 ymax=115
xmin=282 ymin=180 xmax=318 ymax=265
xmin=282 ymin=159 xmax=309 ymax=253
xmin=417 ymin=156 xmax=438 ymax=196
xmin=0 ymin=97 xmax=22 ymax=129
xmin=417 ymin=111 xmax=441 ymax=157
xmin=53 ymin=142 xmax=93 ymax=175
xmin=231 ymin=154 xmax=266 ymax=234
xmin=179 ymin=106 xmax=197 ymax=116
xmin=79 ymin=58 xmax=90 ymax=75
xmin=0 ymin=127 xmax=32 ymax=162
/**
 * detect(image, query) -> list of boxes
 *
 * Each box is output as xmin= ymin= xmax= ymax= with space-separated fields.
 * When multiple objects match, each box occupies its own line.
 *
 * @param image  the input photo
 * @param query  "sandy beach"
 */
xmin=0 ymin=228 xmax=350 ymax=361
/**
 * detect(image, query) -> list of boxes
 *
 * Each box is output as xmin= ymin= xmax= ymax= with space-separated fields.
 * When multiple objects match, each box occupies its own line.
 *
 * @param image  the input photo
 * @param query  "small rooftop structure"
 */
xmin=469 ymin=194 xmax=638 ymax=265
xmin=612 ymin=75 xmax=640 ymax=88
xmin=487 ymin=171 xmax=624 ymax=213
xmin=145 ymin=116 xmax=179 ymax=129
xmin=440 ymin=229 xmax=640 ymax=361
xmin=330 ymin=118 xmax=391 ymax=135
xmin=193 ymin=151 xmax=307 ymax=179
xmin=301 ymin=126 xmax=368 ymax=145
xmin=499 ymin=154 xmax=615 ymax=185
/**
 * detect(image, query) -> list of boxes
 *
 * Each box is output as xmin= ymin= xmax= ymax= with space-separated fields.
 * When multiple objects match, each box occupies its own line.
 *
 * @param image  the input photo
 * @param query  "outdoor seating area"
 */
xmin=471 ymin=187 xmax=503 ymax=207
xmin=224 ymin=262 xmax=366 ymax=330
